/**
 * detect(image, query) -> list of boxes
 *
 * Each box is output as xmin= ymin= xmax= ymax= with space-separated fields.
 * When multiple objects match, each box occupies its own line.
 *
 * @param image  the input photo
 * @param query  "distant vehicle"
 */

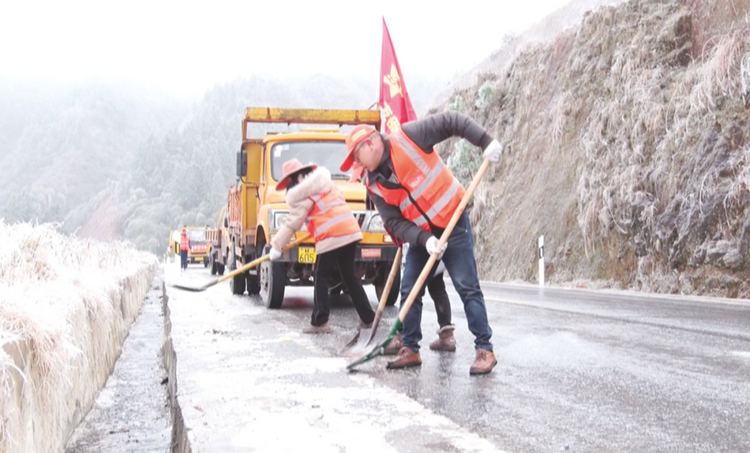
xmin=167 ymin=230 xmax=180 ymax=262
xmin=184 ymin=226 xmax=209 ymax=266
xmin=206 ymin=206 xmax=229 ymax=275
xmin=222 ymin=107 xmax=400 ymax=309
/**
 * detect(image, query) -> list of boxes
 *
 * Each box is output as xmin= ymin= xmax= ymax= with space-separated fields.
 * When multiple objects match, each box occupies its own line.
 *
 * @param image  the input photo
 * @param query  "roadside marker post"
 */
xmin=538 ymin=235 xmax=545 ymax=287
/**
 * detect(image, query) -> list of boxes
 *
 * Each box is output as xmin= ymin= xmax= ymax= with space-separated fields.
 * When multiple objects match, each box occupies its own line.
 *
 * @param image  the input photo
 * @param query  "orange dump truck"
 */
xmin=206 ymin=206 xmax=229 ymax=275
xmin=184 ymin=226 xmax=209 ymax=266
xmin=221 ymin=107 xmax=400 ymax=309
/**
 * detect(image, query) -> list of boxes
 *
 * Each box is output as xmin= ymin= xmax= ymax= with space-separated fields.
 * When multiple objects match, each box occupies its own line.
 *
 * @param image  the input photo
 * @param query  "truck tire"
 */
xmin=229 ymin=242 xmax=246 ymax=295
xmin=375 ymin=264 xmax=401 ymax=307
xmin=246 ymin=250 xmax=259 ymax=295
xmin=247 ymin=274 xmax=260 ymax=295
xmin=259 ymin=244 xmax=285 ymax=309
xmin=217 ymin=262 xmax=225 ymax=276
xmin=210 ymin=253 xmax=217 ymax=275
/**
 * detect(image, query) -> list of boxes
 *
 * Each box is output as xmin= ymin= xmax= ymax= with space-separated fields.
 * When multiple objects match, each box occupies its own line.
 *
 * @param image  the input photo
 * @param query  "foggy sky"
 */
xmin=1 ymin=0 xmax=573 ymax=97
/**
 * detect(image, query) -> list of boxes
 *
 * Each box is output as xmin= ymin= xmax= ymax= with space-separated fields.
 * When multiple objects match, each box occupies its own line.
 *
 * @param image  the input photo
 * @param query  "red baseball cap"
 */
xmin=340 ymin=124 xmax=377 ymax=172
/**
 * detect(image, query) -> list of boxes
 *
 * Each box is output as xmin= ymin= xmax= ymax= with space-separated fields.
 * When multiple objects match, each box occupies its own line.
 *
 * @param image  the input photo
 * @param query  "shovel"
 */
xmin=171 ymin=234 xmax=311 ymax=292
xmin=339 ymin=246 xmax=403 ymax=355
xmin=347 ymin=158 xmax=491 ymax=370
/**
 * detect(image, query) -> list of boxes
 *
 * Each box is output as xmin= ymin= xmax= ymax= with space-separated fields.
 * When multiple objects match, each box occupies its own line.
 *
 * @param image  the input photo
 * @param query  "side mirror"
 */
xmin=236 ymin=150 xmax=247 ymax=178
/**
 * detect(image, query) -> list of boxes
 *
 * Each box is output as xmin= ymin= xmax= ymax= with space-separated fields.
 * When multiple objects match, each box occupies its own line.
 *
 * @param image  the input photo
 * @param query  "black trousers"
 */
xmin=427 ymin=272 xmax=452 ymax=328
xmin=180 ymin=250 xmax=188 ymax=270
xmin=312 ymin=242 xmax=375 ymax=326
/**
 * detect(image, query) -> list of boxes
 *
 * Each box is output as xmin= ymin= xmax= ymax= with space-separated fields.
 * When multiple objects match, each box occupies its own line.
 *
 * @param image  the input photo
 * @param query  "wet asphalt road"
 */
xmin=174 ymin=264 xmax=750 ymax=452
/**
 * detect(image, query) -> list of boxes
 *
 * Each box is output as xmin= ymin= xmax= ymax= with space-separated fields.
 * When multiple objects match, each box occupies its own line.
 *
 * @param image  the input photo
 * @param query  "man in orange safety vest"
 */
xmin=341 ymin=111 xmax=503 ymax=375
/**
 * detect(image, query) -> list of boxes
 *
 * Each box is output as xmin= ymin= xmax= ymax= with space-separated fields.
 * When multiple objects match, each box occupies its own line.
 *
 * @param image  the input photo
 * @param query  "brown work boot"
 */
xmin=382 ymin=333 xmax=403 ymax=355
xmin=302 ymin=322 xmax=332 ymax=334
xmin=469 ymin=349 xmax=498 ymax=375
xmin=429 ymin=325 xmax=456 ymax=352
xmin=386 ymin=347 xmax=422 ymax=369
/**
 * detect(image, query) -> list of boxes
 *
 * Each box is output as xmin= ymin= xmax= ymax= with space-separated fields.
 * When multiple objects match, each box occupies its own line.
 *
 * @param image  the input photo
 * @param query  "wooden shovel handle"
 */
xmin=376 ymin=247 xmax=402 ymax=311
xmin=396 ymin=158 xmax=490 ymax=323
xmin=216 ymin=233 xmax=312 ymax=284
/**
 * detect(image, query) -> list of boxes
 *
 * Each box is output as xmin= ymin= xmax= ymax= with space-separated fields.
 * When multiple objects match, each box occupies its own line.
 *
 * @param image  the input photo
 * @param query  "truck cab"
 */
xmin=226 ymin=107 xmax=400 ymax=309
xmin=184 ymin=226 xmax=209 ymax=265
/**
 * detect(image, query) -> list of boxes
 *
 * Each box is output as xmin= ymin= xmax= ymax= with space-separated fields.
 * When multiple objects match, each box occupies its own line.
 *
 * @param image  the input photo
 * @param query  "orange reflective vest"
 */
xmin=306 ymin=186 xmax=361 ymax=241
xmin=180 ymin=233 xmax=190 ymax=251
xmin=366 ymin=130 xmax=465 ymax=231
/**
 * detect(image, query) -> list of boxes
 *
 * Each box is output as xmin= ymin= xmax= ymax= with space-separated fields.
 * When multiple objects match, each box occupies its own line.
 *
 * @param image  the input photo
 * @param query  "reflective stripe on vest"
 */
xmin=306 ymin=186 xmax=361 ymax=241
xmin=365 ymin=179 xmax=430 ymax=229
xmin=180 ymin=234 xmax=189 ymax=251
xmin=366 ymin=131 xmax=464 ymax=230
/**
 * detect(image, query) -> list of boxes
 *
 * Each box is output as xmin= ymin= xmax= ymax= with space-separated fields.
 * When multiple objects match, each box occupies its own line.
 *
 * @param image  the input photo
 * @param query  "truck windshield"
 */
xmin=271 ymin=141 xmax=350 ymax=181
xmin=187 ymin=230 xmax=206 ymax=242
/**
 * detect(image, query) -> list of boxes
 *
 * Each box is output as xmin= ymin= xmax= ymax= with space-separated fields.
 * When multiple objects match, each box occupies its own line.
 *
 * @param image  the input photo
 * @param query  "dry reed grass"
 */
xmin=0 ymin=220 xmax=156 ymax=450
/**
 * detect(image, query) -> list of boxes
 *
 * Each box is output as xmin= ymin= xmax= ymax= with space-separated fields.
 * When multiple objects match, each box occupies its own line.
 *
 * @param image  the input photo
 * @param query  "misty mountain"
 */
xmin=0 ymin=70 xmax=447 ymax=255
xmin=0 ymin=80 xmax=185 ymax=224
xmin=78 ymin=74 xmax=401 ymax=253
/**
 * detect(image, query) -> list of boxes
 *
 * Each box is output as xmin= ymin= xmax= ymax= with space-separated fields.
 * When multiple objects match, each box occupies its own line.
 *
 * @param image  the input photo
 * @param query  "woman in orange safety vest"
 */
xmin=269 ymin=158 xmax=375 ymax=334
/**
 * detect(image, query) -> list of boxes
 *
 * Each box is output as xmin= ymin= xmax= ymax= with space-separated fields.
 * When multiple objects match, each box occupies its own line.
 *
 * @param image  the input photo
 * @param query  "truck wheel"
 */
xmin=229 ymin=242 xmax=246 ymax=295
xmin=246 ymin=248 xmax=259 ymax=295
xmin=230 ymin=273 xmax=246 ymax=295
xmin=217 ymin=262 xmax=225 ymax=276
xmin=375 ymin=264 xmax=401 ymax=307
xmin=247 ymin=274 xmax=260 ymax=295
xmin=259 ymin=245 xmax=285 ymax=308
xmin=210 ymin=254 xmax=217 ymax=275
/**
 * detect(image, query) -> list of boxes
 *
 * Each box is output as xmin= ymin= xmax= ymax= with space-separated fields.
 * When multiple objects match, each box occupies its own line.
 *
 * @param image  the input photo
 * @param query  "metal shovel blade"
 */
xmin=339 ymin=247 xmax=402 ymax=356
xmin=346 ymin=320 xmax=402 ymax=371
xmin=170 ymin=279 xmax=217 ymax=292
xmin=339 ymin=322 xmax=394 ymax=358
xmin=168 ymin=234 xmax=311 ymax=292
xmin=338 ymin=328 xmax=371 ymax=357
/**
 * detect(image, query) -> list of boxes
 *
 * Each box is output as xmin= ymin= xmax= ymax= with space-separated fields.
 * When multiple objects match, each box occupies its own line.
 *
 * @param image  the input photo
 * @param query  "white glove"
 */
xmin=268 ymin=247 xmax=282 ymax=261
xmin=483 ymin=139 xmax=503 ymax=162
xmin=426 ymin=236 xmax=447 ymax=258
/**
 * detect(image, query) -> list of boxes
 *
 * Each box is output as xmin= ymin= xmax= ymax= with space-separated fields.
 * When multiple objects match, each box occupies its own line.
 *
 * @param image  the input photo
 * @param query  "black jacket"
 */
xmin=366 ymin=111 xmax=493 ymax=247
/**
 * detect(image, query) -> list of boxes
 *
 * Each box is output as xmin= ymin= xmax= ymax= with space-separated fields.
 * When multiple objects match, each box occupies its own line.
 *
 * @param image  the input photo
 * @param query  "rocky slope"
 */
xmin=437 ymin=0 xmax=750 ymax=297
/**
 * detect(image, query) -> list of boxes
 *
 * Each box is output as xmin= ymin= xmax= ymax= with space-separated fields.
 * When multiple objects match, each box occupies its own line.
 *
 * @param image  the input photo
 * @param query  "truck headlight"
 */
xmin=367 ymin=214 xmax=386 ymax=232
xmin=270 ymin=210 xmax=306 ymax=232
xmin=270 ymin=210 xmax=289 ymax=231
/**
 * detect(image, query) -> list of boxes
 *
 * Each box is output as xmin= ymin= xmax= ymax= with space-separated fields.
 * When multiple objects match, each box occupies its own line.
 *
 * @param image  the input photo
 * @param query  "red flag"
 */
xmin=372 ymin=17 xmax=415 ymax=247
xmin=350 ymin=17 xmax=418 ymax=184
xmin=379 ymin=17 xmax=418 ymax=133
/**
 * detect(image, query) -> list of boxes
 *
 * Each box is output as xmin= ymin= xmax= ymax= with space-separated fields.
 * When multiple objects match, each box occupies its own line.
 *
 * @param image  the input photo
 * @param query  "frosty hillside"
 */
xmin=439 ymin=0 xmax=750 ymax=298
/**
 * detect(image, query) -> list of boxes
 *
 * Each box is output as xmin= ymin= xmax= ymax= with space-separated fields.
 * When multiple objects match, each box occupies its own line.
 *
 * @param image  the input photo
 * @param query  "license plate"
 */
xmin=194 ymin=257 xmax=203 ymax=262
xmin=298 ymin=247 xmax=316 ymax=264
xmin=361 ymin=248 xmax=381 ymax=259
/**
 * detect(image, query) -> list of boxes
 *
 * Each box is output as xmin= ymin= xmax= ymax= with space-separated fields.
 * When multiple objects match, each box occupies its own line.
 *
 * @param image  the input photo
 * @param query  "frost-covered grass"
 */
xmin=0 ymin=221 xmax=156 ymax=451
xmin=438 ymin=0 xmax=750 ymax=297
